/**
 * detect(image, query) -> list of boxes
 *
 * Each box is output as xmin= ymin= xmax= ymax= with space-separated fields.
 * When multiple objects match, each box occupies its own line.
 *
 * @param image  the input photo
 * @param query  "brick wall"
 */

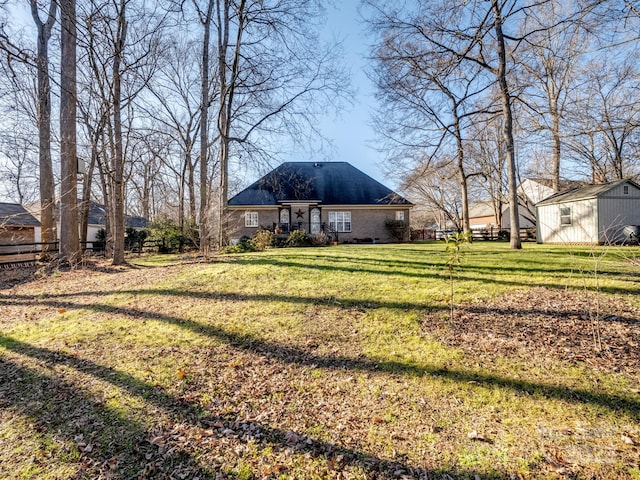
xmin=228 ymin=207 xmax=411 ymax=243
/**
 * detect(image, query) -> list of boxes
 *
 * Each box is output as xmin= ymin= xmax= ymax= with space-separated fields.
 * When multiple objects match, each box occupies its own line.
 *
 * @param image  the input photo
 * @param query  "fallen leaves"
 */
xmin=423 ymin=287 xmax=640 ymax=377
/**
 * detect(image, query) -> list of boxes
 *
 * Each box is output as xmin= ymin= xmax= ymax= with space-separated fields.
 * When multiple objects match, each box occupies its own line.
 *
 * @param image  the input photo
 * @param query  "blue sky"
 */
xmin=304 ymin=1 xmax=389 ymax=185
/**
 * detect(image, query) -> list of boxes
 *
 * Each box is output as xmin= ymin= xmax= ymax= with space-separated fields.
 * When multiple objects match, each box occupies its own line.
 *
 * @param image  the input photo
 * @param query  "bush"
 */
xmin=125 ymin=227 xmax=148 ymax=251
xmin=93 ymin=228 xmax=106 ymax=252
xmin=252 ymin=229 xmax=274 ymax=250
xmin=221 ymin=236 xmax=258 ymax=254
xmin=285 ymin=229 xmax=310 ymax=247
xmin=309 ymin=231 xmax=329 ymax=246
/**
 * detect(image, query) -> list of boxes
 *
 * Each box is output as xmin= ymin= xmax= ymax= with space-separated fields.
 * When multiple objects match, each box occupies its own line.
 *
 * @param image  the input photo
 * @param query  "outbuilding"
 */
xmin=536 ymin=179 xmax=640 ymax=244
xmin=0 ymin=203 xmax=41 ymax=263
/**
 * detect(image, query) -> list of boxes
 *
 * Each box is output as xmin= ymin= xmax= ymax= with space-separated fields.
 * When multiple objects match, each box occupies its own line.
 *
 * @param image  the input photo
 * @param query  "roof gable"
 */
xmin=0 ymin=203 xmax=41 ymax=227
xmin=229 ymin=162 xmax=412 ymax=206
xmin=536 ymin=179 xmax=640 ymax=206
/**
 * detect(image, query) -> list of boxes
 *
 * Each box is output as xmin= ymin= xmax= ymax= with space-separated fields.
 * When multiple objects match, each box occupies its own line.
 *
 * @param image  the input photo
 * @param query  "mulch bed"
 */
xmin=422 ymin=287 xmax=640 ymax=378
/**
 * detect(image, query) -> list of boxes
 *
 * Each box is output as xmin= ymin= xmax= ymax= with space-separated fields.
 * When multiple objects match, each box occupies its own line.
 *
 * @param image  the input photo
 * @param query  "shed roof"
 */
xmin=536 ymin=179 xmax=640 ymax=206
xmin=0 ymin=203 xmax=41 ymax=227
xmin=228 ymin=162 xmax=412 ymax=207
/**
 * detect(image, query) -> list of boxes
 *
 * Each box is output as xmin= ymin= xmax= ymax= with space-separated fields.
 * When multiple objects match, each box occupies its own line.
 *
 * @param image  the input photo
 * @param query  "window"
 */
xmin=328 ymin=211 xmax=351 ymax=232
xmin=560 ymin=206 xmax=571 ymax=226
xmin=245 ymin=211 xmax=259 ymax=227
xmin=624 ymin=185 xmax=629 ymax=195
xmin=395 ymin=210 xmax=405 ymax=222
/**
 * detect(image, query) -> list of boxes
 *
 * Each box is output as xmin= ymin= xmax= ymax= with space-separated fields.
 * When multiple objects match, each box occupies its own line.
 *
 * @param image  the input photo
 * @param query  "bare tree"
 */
xmin=206 ymin=0 xmax=348 ymax=247
xmin=402 ymin=159 xmax=462 ymax=231
xmin=566 ymin=57 xmax=640 ymax=182
xmin=79 ymin=0 xmax=164 ymax=264
xmin=364 ymin=0 xmax=591 ymax=248
xmin=516 ymin=1 xmax=587 ymax=192
xmin=192 ymin=0 xmax=215 ymax=255
xmin=30 ymin=0 xmax=58 ymax=256
xmin=140 ymin=36 xmax=204 ymax=247
xmin=59 ymin=0 xmax=80 ymax=265
xmin=369 ymin=14 xmax=496 ymax=234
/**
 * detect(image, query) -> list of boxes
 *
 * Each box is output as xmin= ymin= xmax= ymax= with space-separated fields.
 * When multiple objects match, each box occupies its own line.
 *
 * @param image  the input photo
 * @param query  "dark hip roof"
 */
xmin=228 ymin=162 xmax=412 ymax=207
xmin=0 ymin=203 xmax=41 ymax=227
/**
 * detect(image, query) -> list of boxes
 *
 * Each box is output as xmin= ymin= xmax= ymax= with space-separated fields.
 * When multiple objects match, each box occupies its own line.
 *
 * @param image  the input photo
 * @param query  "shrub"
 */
xmin=309 ymin=231 xmax=329 ymax=246
xmin=93 ymin=228 xmax=106 ymax=252
xmin=125 ymin=227 xmax=148 ymax=251
xmin=285 ymin=229 xmax=310 ymax=247
xmin=221 ymin=236 xmax=258 ymax=254
xmin=252 ymin=229 xmax=274 ymax=250
xmin=385 ymin=219 xmax=409 ymax=242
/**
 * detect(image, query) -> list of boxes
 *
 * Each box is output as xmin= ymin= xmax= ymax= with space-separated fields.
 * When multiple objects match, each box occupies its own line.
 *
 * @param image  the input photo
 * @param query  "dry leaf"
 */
xmin=177 ymin=369 xmax=186 ymax=379
xmin=621 ymin=434 xmax=635 ymax=445
xmin=57 ymin=308 xmax=66 ymax=314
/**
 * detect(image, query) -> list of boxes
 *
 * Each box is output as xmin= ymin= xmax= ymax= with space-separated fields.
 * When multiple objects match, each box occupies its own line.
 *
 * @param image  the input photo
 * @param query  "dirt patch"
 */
xmin=0 ymin=264 xmax=38 ymax=289
xmin=422 ymin=287 xmax=640 ymax=378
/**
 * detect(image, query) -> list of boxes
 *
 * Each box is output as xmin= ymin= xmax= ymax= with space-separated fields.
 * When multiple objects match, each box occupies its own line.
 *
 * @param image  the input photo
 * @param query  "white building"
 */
xmin=536 ymin=179 xmax=640 ymax=244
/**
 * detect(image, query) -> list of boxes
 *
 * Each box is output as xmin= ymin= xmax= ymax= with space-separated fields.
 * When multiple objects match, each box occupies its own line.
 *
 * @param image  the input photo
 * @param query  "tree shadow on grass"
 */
xmin=0 ymin=352 xmax=207 ymax=479
xmin=233 ymin=255 xmax=639 ymax=296
xmin=5 ymin=285 xmax=639 ymax=328
xmin=2 ymin=293 xmax=639 ymax=422
xmin=1 ymin=335 xmax=523 ymax=480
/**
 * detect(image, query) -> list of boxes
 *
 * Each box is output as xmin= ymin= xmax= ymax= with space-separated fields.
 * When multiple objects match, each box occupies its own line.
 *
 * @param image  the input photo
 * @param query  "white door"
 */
xmin=310 ymin=208 xmax=321 ymax=233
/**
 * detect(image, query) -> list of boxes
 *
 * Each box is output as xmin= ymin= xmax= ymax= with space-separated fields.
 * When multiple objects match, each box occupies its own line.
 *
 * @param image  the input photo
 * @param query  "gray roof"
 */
xmin=228 ymin=162 xmax=412 ymax=206
xmin=536 ymin=179 xmax=640 ymax=206
xmin=66 ymin=200 xmax=147 ymax=228
xmin=0 ymin=203 xmax=41 ymax=227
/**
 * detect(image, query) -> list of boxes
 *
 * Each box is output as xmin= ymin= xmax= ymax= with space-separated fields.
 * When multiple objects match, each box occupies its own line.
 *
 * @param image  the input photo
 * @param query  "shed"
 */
xmin=535 ymin=179 xmax=640 ymax=244
xmin=0 ymin=203 xmax=41 ymax=263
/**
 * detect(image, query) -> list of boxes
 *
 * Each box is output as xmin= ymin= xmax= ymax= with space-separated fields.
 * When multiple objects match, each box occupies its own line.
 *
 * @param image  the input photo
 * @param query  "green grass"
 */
xmin=0 ymin=242 xmax=639 ymax=479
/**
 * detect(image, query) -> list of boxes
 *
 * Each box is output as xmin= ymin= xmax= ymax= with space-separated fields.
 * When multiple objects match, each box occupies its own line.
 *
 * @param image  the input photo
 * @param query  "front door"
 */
xmin=310 ymin=208 xmax=321 ymax=234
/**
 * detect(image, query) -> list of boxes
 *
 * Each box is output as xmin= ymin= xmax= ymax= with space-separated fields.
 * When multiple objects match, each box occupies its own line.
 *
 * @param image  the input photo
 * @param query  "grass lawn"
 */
xmin=0 ymin=242 xmax=639 ymax=479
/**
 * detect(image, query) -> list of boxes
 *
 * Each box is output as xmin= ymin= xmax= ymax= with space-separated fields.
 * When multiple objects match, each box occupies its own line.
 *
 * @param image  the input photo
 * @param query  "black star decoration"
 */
xmin=295 ymin=209 xmax=305 ymax=218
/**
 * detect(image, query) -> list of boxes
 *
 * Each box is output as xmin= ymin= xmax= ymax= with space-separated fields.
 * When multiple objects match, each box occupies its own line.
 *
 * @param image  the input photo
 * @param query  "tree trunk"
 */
xmin=453 ymin=110 xmax=470 ymax=234
xmin=491 ymin=0 xmax=521 ymax=249
xmin=30 ymin=0 xmax=57 ymax=258
xmin=217 ymin=0 xmax=246 ymax=248
xmin=79 ymin=132 xmax=98 ymax=248
xmin=550 ymin=96 xmax=561 ymax=192
xmin=111 ymin=0 xmax=127 ymax=265
xmin=59 ymin=0 xmax=80 ymax=265
xmin=198 ymin=0 xmax=214 ymax=256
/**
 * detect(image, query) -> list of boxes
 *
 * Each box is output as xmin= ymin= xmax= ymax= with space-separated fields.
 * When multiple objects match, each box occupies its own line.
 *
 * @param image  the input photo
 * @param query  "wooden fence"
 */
xmin=412 ymin=227 xmax=537 ymax=242
xmin=0 ymin=239 xmax=163 ymax=266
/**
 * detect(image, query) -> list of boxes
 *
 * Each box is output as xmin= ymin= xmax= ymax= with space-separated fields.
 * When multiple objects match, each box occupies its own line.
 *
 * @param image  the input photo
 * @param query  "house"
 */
xmin=30 ymin=199 xmax=148 ymax=249
xmin=228 ymin=162 xmax=413 ymax=243
xmin=0 ymin=203 xmax=41 ymax=263
xmin=468 ymin=200 xmax=536 ymax=232
xmin=78 ymin=200 xmax=148 ymax=249
xmin=536 ymin=179 xmax=640 ymax=244
xmin=468 ymin=178 xmax=582 ymax=232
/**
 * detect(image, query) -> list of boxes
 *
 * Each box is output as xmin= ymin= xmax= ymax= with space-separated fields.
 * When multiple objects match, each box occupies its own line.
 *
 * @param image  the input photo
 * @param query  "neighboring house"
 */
xmin=79 ymin=200 xmax=148 ymax=248
xmin=228 ymin=162 xmax=413 ymax=243
xmin=0 ymin=203 xmax=41 ymax=262
xmin=468 ymin=178 xmax=582 ymax=231
xmin=536 ymin=179 xmax=640 ymax=244
xmin=468 ymin=200 xmax=536 ymax=231
xmin=30 ymin=199 xmax=148 ymax=248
